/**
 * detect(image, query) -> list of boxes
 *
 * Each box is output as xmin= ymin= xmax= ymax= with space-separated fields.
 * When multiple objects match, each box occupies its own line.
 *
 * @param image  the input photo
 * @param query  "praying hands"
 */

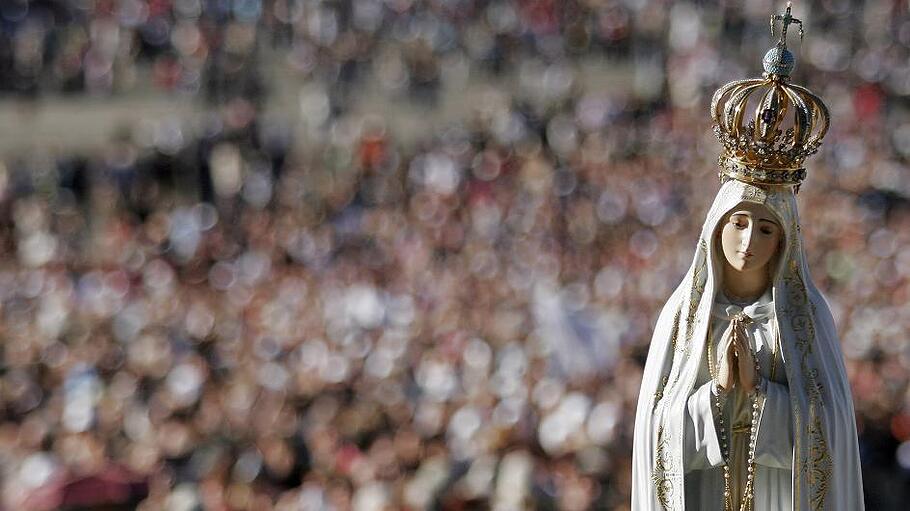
xmin=715 ymin=319 xmax=759 ymax=393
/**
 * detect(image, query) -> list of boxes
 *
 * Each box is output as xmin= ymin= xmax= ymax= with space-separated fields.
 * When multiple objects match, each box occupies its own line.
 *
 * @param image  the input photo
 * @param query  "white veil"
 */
xmin=632 ymin=179 xmax=864 ymax=510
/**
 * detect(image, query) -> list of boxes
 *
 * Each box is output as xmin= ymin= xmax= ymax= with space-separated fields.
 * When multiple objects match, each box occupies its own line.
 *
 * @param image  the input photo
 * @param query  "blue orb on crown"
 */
xmin=763 ymin=46 xmax=795 ymax=76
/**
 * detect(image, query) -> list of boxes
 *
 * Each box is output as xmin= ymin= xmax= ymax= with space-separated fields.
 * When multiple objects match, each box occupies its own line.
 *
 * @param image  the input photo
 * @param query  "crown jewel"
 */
xmin=711 ymin=2 xmax=829 ymax=189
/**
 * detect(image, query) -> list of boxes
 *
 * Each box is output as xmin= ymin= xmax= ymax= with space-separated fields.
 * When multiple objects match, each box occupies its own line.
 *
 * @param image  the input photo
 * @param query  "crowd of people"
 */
xmin=0 ymin=0 xmax=637 ymax=105
xmin=0 ymin=1 xmax=909 ymax=510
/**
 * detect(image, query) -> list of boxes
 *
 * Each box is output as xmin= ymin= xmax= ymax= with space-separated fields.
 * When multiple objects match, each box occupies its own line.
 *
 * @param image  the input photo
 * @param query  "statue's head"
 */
xmin=715 ymin=200 xmax=783 ymax=276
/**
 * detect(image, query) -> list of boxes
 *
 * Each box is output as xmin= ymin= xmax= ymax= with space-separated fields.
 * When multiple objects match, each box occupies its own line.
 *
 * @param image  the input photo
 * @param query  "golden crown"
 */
xmin=711 ymin=2 xmax=829 ymax=188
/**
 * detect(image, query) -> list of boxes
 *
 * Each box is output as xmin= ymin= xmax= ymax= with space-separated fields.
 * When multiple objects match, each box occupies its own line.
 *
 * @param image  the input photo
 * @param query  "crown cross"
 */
xmin=770 ymin=2 xmax=804 ymax=49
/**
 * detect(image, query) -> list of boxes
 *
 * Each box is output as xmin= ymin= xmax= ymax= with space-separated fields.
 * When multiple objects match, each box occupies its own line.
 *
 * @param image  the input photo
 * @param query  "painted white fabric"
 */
xmin=684 ymin=290 xmax=793 ymax=510
xmin=631 ymin=180 xmax=864 ymax=510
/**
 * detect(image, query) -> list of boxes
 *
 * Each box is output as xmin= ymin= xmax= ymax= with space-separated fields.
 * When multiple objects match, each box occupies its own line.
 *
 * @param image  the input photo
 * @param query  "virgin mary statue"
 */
xmin=632 ymin=5 xmax=864 ymax=511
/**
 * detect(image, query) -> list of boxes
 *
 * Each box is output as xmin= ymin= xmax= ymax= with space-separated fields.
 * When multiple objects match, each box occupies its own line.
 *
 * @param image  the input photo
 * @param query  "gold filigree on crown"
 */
xmin=711 ymin=2 xmax=829 ymax=189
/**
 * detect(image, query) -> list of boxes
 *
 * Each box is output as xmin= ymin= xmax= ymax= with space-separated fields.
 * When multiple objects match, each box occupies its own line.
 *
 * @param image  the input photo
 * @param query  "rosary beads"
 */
xmin=708 ymin=313 xmax=766 ymax=511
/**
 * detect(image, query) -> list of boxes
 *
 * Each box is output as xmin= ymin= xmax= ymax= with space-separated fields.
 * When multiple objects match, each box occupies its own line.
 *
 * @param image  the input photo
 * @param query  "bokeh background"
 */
xmin=0 ymin=0 xmax=908 ymax=510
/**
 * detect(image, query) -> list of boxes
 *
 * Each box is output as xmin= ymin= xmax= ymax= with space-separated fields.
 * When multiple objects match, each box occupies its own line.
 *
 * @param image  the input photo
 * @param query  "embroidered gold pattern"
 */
xmin=653 ymin=307 xmax=681 ymax=411
xmin=669 ymin=307 xmax=683 ymax=354
xmin=793 ymin=402 xmax=803 ymax=506
xmin=652 ymin=425 xmax=675 ymax=510
xmin=651 ymin=240 xmax=708 ymax=509
xmin=684 ymin=240 xmax=709 ymax=351
xmin=783 ymin=215 xmax=831 ymax=510
xmin=665 ymin=241 xmax=709 ymax=394
xmin=807 ymin=410 xmax=832 ymax=510
xmin=741 ymin=184 xmax=768 ymax=204
xmin=653 ymin=374 xmax=671 ymax=412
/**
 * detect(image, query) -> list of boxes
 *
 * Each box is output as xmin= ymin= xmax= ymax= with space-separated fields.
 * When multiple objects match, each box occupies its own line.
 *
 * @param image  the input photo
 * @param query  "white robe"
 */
xmin=632 ymin=180 xmax=864 ymax=511
xmin=684 ymin=290 xmax=793 ymax=510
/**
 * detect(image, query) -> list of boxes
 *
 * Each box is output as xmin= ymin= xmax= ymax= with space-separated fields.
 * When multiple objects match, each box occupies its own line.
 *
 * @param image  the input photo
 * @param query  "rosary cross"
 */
xmin=770 ymin=2 xmax=804 ymax=49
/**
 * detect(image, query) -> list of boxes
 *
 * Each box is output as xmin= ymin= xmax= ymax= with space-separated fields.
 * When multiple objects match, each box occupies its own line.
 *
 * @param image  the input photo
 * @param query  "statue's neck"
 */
xmin=722 ymin=264 xmax=770 ymax=303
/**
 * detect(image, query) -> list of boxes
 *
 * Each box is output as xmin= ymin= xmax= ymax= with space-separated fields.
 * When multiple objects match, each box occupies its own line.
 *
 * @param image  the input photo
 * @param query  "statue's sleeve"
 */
xmin=753 ymin=379 xmax=793 ymax=469
xmin=684 ymin=381 xmax=726 ymax=472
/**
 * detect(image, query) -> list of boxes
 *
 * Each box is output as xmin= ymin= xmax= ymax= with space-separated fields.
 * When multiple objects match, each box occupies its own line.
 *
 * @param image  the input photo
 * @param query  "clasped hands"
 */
xmin=714 ymin=317 xmax=759 ymax=394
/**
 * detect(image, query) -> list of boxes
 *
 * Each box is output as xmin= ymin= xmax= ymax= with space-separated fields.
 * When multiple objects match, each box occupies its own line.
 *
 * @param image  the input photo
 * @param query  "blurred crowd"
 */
xmin=1 ymin=0 xmax=909 ymax=510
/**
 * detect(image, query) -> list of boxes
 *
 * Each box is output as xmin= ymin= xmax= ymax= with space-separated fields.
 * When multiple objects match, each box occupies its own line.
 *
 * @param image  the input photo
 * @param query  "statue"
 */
xmin=632 ymin=4 xmax=865 ymax=510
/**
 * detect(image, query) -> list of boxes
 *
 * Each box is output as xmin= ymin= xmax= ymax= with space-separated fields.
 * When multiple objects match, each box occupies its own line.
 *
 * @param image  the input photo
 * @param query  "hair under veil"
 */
xmin=632 ymin=179 xmax=863 ymax=510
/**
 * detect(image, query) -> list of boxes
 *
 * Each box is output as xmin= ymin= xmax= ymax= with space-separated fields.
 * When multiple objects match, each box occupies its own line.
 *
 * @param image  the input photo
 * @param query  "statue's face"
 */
xmin=719 ymin=201 xmax=782 ymax=272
